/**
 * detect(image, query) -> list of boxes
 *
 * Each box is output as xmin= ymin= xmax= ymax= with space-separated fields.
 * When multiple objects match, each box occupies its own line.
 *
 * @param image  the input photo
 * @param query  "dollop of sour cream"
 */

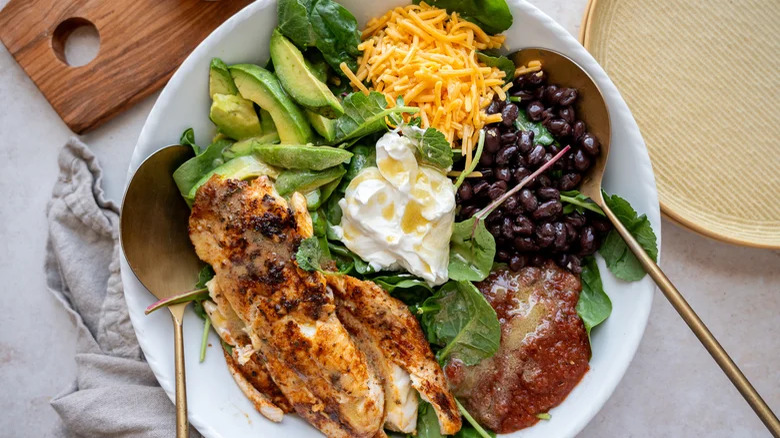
xmin=334 ymin=131 xmax=455 ymax=286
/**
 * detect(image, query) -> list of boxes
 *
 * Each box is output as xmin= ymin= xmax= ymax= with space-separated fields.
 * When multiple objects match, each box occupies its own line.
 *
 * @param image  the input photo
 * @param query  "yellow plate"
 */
xmin=580 ymin=0 xmax=780 ymax=249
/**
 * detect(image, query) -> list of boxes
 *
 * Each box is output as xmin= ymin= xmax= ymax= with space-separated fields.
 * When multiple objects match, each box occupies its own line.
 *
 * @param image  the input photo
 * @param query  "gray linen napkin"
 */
xmin=46 ymin=138 xmax=201 ymax=438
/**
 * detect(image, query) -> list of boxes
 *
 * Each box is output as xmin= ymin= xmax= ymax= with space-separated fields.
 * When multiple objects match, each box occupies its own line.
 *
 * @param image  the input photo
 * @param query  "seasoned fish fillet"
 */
xmin=327 ymin=275 xmax=462 ymax=435
xmin=190 ymin=176 xmax=384 ymax=438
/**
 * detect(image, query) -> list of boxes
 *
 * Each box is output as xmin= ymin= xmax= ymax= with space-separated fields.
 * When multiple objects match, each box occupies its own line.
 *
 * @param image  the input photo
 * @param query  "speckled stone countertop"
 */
xmin=0 ymin=0 xmax=777 ymax=436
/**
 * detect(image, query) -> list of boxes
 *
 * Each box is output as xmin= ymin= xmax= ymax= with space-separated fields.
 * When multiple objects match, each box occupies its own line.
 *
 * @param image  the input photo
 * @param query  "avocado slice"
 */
xmin=253 ymin=144 xmax=352 ymax=170
xmin=270 ymin=29 xmax=344 ymax=118
xmin=209 ymin=94 xmax=263 ymax=140
xmin=187 ymin=155 xmax=279 ymax=201
xmin=230 ymin=64 xmax=313 ymax=144
xmin=305 ymin=110 xmax=338 ymax=143
xmin=209 ymin=58 xmax=238 ymax=98
xmin=304 ymin=50 xmax=329 ymax=83
xmin=260 ymin=108 xmax=276 ymax=134
xmin=222 ymin=134 xmax=281 ymax=160
xmin=275 ymin=166 xmax=346 ymax=197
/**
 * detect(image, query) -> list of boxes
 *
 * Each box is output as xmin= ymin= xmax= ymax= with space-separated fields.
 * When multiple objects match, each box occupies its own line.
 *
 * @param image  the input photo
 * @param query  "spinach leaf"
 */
xmin=333 ymin=91 xmax=419 ymax=144
xmin=515 ymin=110 xmax=554 ymax=145
xmin=180 ymin=127 xmax=200 ymax=155
xmin=560 ymin=190 xmax=605 ymax=216
xmin=277 ymin=0 xmax=317 ymax=48
xmin=456 ymin=399 xmax=495 ymax=438
xmin=576 ymin=256 xmax=612 ymax=340
xmin=310 ymin=0 xmax=362 ymax=73
xmin=476 ymin=50 xmax=514 ymax=81
xmin=421 ymin=281 xmax=501 ymax=366
xmin=195 ymin=265 xmax=215 ymax=289
xmin=323 ymin=144 xmax=375 ymax=225
xmin=416 ymin=401 xmax=444 ymax=438
xmin=599 ymin=193 xmax=658 ymax=281
xmin=295 ymin=236 xmax=328 ymax=272
xmin=172 ymin=138 xmax=233 ymax=199
xmin=327 ymin=240 xmax=375 ymax=274
xmin=404 ymin=126 xmax=454 ymax=170
xmin=414 ymin=0 xmax=513 ymax=35
xmin=370 ymin=273 xmax=433 ymax=305
xmin=448 ymin=218 xmax=496 ymax=282
xmin=277 ymin=0 xmax=361 ymax=73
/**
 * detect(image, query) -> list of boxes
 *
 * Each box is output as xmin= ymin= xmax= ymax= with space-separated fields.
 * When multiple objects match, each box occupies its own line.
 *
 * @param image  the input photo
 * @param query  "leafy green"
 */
xmin=324 ymin=144 xmax=376 ymax=225
xmin=515 ymin=110 xmax=554 ymax=145
xmin=172 ymin=138 xmax=233 ymax=199
xmin=576 ymin=256 xmax=612 ymax=340
xmin=456 ymin=399 xmax=495 ymax=438
xmin=476 ymin=50 xmax=514 ymax=81
xmin=416 ymin=401 xmax=445 ymax=438
xmin=599 ymin=193 xmax=658 ymax=281
xmin=454 ymin=129 xmax=485 ymax=189
xmin=333 ymin=91 xmax=419 ymax=144
xmin=327 ymin=240 xmax=375 ymax=274
xmin=295 ymin=236 xmax=328 ymax=272
xmin=560 ymin=190 xmax=605 ymax=216
xmin=448 ymin=218 xmax=496 ymax=282
xmin=413 ymin=0 xmax=513 ymax=35
xmin=275 ymin=165 xmax=346 ymax=196
xmin=421 ymin=281 xmax=501 ymax=366
xmin=180 ymin=128 xmax=200 ymax=155
xmin=196 ymin=265 xmax=215 ymax=289
xmin=277 ymin=0 xmax=361 ymax=73
xmin=370 ymin=273 xmax=433 ymax=305
xmin=403 ymin=126 xmax=454 ymax=170
xmin=318 ymin=176 xmax=342 ymax=206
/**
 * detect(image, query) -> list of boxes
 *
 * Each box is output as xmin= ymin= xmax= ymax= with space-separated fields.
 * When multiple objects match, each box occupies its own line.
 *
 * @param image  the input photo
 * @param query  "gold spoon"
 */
xmin=120 ymin=145 xmax=200 ymax=438
xmin=511 ymin=48 xmax=780 ymax=437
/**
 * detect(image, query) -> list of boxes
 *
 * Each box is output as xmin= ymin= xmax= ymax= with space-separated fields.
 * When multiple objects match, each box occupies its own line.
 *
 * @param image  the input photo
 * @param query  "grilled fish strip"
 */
xmin=190 ymin=176 xmax=384 ymax=438
xmin=327 ymin=275 xmax=462 ymax=435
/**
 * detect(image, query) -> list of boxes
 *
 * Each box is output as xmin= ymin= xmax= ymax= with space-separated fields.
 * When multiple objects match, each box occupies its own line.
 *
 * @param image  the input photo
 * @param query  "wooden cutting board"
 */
xmin=0 ymin=0 xmax=253 ymax=134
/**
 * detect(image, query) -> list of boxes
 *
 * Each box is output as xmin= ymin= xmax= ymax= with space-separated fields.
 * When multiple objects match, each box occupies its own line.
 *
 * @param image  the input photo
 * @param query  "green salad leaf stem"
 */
xmin=454 ymin=129 xmax=485 ymax=189
xmin=455 ymin=399 xmax=495 ymax=438
xmin=199 ymin=317 xmax=212 ymax=363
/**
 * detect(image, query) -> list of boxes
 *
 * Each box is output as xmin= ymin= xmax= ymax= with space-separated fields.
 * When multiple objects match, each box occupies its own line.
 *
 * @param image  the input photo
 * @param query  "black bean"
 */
xmin=531 ymin=254 xmax=547 ymax=266
xmin=538 ymin=187 xmax=561 ymax=201
xmin=527 ymin=145 xmax=545 ymax=166
xmin=488 ymin=223 xmax=501 ymax=236
xmin=591 ymin=217 xmax=612 ymax=233
xmin=487 ymin=97 xmax=505 ymax=115
xmin=511 ymin=89 xmax=534 ymax=101
xmin=533 ymin=200 xmax=562 ymax=220
xmin=565 ymin=222 xmax=579 ymax=242
xmin=460 ymin=205 xmax=478 ymax=218
xmin=457 ymin=182 xmax=473 ymax=201
xmin=559 ymin=88 xmax=578 ymax=106
xmin=509 ymin=254 xmax=527 ymax=271
xmin=565 ymin=212 xmax=586 ymax=228
xmin=572 ymin=120 xmax=586 ymax=140
xmin=513 ymin=167 xmax=531 ymax=183
xmin=496 ymin=167 xmax=512 ymax=182
xmin=514 ymin=215 xmax=534 ymax=235
xmin=548 ymin=144 xmax=560 ymax=155
xmin=513 ymin=236 xmax=537 ymax=251
xmin=527 ymin=71 xmax=544 ymax=85
xmin=580 ymin=226 xmax=596 ymax=254
xmin=559 ymin=106 xmax=575 ymax=124
xmin=532 ymin=86 xmax=545 ymax=100
xmin=519 ymin=189 xmax=538 ymax=212
xmin=500 ymin=132 xmax=517 ymax=145
xmin=543 ymin=85 xmax=559 ymax=105
xmin=568 ymin=254 xmax=582 ymax=273
xmin=472 ymin=180 xmax=489 ymax=196
xmin=556 ymin=253 xmax=569 ymax=268
xmin=551 ymin=88 xmax=566 ymax=105
xmin=480 ymin=168 xmax=494 ymax=178
xmin=501 ymin=217 xmax=515 ymax=239
xmin=526 ymin=101 xmax=545 ymax=121
xmin=497 ymin=250 xmax=510 ymax=262
xmin=495 ymin=145 xmax=518 ymax=166
xmin=541 ymin=108 xmax=556 ymax=122
xmin=558 ymin=173 xmax=582 ymax=191
xmin=488 ymin=181 xmax=508 ymax=200
xmin=501 ymin=104 xmax=519 ymax=127
xmin=553 ymin=221 xmax=567 ymax=249
xmin=518 ymin=130 xmax=534 ymax=153
xmin=479 ymin=151 xmax=494 ymax=167
xmin=573 ymin=149 xmax=591 ymax=172
xmin=547 ymin=118 xmax=571 ymax=137
xmin=504 ymin=194 xmax=519 ymax=212
xmin=486 ymin=209 xmax=502 ymax=224
xmin=580 ymin=133 xmax=600 ymax=156
xmin=543 ymin=152 xmax=553 ymax=164
xmin=536 ymin=175 xmax=552 ymax=188
xmin=484 ymin=127 xmax=501 ymax=153
xmin=513 ymin=75 xmax=528 ymax=89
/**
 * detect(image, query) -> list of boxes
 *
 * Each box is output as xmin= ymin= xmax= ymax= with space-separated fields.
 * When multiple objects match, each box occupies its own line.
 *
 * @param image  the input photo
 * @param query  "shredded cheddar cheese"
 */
xmin=348 ymin=2 xmax=507 ymax=160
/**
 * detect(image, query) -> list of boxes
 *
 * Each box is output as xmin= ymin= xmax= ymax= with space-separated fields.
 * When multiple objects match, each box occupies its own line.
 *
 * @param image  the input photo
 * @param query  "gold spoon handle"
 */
xmin=171 ymin=308 xmax=189 ymax=438
xmin=602 ymin=204 xmax=780 ymax=437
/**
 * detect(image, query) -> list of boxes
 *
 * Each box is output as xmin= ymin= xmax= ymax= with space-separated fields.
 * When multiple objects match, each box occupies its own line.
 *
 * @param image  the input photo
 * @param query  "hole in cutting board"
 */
xmin=52 ymin=18 xmax=100 ymax=67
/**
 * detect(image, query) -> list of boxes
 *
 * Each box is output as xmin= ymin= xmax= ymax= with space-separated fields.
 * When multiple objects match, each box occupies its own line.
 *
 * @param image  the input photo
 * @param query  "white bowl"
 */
xmin=122 ymin=1 xmax=661 ymax=436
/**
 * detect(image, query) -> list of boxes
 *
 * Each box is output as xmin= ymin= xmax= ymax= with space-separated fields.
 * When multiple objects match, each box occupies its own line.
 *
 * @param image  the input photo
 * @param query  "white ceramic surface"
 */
xmin=121 ymin=1 xmax=661 ymax=437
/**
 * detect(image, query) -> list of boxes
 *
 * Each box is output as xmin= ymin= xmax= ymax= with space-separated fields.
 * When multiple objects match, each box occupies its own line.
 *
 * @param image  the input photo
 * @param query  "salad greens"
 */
xmin=172 ymin=137 xmax=234 ymax=200
xmin=275 ymin=165 xmax=346 ymax=196
xmin=599 ymin=192 xmax=658 ymax=281
xmin=419 ymin=281 xmax=501 ymax=366
xmin=576 ymin=256 xmax=612 ymax=340
xmin=180 ymin=127 xmax=199 ymax=154
xmin=448 ymin=218 xmax=496 ymax=282
xmin=560 ymin=190 xmax=605 ymax=216
xmin=515 ymin=109 xmax=554 ymax=146
xmin=413 ymin=0 xmax=513 ymax=35
xmin=404 ymin=126 xmax=455 ymax=170
xmin=333 ymin=91 xmax=420 ymax=143
xmin=277 ymin=0 xmax=362 ymax=73
xmin=476 ymin=51 xmax=514 ymax=82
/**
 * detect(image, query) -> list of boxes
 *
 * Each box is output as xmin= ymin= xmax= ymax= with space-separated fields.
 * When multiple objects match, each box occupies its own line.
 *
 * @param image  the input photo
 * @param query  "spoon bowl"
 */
xmin=120 ymin=144 xmax=200 ymax=438
xmin=510 ymin=48 xmax=780 ymax=436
